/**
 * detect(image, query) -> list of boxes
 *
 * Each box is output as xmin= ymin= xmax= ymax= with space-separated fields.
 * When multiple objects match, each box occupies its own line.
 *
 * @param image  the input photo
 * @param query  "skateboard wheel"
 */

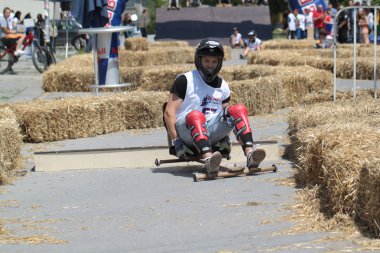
xmin=272 ymin=164 xmax=277 ymax=172
xmin=192 ymin=173 xmax=199 ymax=182
xmin=155 ymin=159 xmax=161 ymax=166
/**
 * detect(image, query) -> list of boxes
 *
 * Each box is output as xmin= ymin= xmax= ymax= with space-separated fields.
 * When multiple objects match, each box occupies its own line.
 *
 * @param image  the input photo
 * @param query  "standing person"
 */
xmin=35 ymin=13 xmax=45 ymax=46
xmin=328 ymin=3 xmax=337 ymax=19
xmin=287 ymin=9 xmax=296 ymax=39
xmin=304 ymin=7 xmax=314 ymax=39
xmin=12 ymin=11 xmax=22 ymax=29
xmin=139 ymin=9 xmax=149 ymax=38
xmin=164 ymin=39 xmax=266 ymax=174
xmin=296 ymin=9 xmax=306 ymax=39
xmin=313 ymin=4 xmax=325 ymax=39
xmin=122 ymin=12 xmax=132 ymax=38
xmin=230 ymin=27 xmax=243 ymax=48
xmin=358 ymin=9 xmax=370 ymax=44
xmin=240 ymin=30 xmax=261 ymax=59
xmin=337 ymin=3 xmax=349 ymax=44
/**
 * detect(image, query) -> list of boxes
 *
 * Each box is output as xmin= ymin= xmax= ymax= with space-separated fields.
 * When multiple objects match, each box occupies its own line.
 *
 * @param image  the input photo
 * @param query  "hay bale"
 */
xmin=124 ymin=37 xmax=150 ymax=51
xmin=0 ymin=107 xmax=23 ymax=184
xmin=356 ymin=162 xmax=380 ymax=237
xmin=150 ymin=40 xmax=190 ymax=48
xmin=9 ymin=92 xmax=167 ymax=143
xmin=294 ymin=123 xmax=380 ymax=218
xmin=229 ymin=76 xmax=283 ymax=115
xmin=261 ymin=39 xmax=315 ymax=50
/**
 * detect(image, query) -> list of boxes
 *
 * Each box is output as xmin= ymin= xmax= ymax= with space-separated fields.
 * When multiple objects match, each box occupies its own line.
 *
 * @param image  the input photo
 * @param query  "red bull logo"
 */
xmin=299 ymin=0 xmax=313 ymax=6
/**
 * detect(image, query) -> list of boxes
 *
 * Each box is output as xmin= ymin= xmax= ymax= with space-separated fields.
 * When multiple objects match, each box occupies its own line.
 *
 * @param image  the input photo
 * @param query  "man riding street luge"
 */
xmin=164 ymin=39 xmax=266 ymax=175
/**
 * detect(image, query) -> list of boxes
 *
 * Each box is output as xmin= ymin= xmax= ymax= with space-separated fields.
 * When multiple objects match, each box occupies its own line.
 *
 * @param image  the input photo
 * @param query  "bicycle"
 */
xmin=0 ymin=28 xmax=56 ymax=74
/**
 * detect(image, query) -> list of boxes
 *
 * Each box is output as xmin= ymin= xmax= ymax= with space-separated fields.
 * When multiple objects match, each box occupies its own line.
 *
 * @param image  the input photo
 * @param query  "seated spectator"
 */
xmin=315 ymin=28 xmax=332 ymax=48
xmin=240 ymin=30 xmax=262 ymax=59
xmin=1 ymin=7 xmax=25 ymax=56
xmin=190 ymin=0 xmax=200 ymax=7
xmin=168 ymin=0 xmax=180 ymax=10
xmin=230 ymin=27 xmax=243 ymax=48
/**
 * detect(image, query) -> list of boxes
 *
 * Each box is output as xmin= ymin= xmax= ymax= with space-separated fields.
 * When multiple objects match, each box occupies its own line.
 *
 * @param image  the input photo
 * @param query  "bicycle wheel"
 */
xmin=0 ymin=47 xmax=12 ymax=74
xmin=32 ymin=47 xmax=47 ymax=73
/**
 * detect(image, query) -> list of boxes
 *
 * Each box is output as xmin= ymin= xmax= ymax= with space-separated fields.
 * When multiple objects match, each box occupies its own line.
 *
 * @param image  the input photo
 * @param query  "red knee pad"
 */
xmin=227 ymin=104 xmax=252 ymax=136
xmin=186 ymin=110 xmax=209 ymax=143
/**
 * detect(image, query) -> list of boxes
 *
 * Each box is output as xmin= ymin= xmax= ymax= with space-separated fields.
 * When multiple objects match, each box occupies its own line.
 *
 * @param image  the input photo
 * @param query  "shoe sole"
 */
xmin=248 ymin=147 xmax=266 ymax=169
xmin=207 ymin=151 xmax=222 ymax=174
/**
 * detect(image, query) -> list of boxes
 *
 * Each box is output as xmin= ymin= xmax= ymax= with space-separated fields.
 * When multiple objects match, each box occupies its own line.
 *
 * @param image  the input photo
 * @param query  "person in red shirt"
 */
xmin=313 ymin=4 xmax=326 ymax=39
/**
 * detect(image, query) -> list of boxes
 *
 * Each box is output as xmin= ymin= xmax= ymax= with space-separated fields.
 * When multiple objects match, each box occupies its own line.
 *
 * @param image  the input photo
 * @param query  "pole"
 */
xmin=353 ymin=8 xmax=357 ymax=99
xmin=44 ymin=0 xmax=50 ymax=43
xmin=374 ymin=9 xmax=378 ymax=99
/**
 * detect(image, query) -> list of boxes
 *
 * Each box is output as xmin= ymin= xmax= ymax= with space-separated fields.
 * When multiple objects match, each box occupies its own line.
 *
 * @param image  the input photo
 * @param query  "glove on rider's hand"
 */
xmin=172 ymin=138 xmax=185 ymax=159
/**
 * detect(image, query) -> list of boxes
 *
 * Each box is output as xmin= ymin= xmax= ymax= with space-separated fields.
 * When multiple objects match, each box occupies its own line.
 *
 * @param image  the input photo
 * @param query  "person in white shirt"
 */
xmin=164 ymin=39 xmax=266 ymax=174
xmin=296 ymin=10 xmax=306 ymax=39
xmin=288 ymin=9 xmax=297 ymax=39
xmin=304 ymin=7 xmax=314 ymax=40
xmin=240 ymin=30 xmax=261 ymax=59
xmin=230 ymin=27 xmax=243 ymax=48
xmin=1 ymin=7 xmax=26 ymax=56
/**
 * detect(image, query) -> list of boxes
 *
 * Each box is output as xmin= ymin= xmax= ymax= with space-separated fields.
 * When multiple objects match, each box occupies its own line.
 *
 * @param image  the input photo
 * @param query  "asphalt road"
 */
xmin=0 ymin=48 xmax=376 ymax=252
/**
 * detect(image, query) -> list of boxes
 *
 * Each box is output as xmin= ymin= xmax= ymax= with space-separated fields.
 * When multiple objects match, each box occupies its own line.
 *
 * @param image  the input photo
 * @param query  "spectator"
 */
xmin=315 ymin=28 xmax=333 ymax=48
xmin=167 ymin=0 xmax=180 ymax=10
xmin=358 ymin=9 xmax=370 ymax=44
xmin=240 ymin=30 xmax=261 ymax=59
xmin=323 ymin=8 xmax=333 ymax=35
xmin=1 ymin=7 xmax=25 ymax=56
xmin=139 ymin=9 xmax=149 ymax=38
xmin=296 ymin=9 xmax=306 ymax=39
xmin=12 ymin=11 xmax=22 ymax=29
xmin=304 ymin=7 xmax=314 ymax=40
xmin=230 ymin=27 xmax=243 ymax=48
xmin=367 ymin=9 xmax=374 ymax=34
xmin=313 ymin=4 xmax=325 ymax=39
xmin=122 ymin=12 xmax=132 ymax=38
xmin=288 ymin=9 xmax=296 ymax=39
xmin=337 ymin=3 xmax=349 ymax=43
xmin=328 ymin=3 xmax=337 ymax=19
xmin=35 ymin=13 xmax=45 ymax=46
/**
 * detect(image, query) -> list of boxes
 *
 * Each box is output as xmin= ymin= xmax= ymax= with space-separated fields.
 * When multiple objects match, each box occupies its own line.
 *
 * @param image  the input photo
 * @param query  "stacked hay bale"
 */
xmin=248 ymin=50 xmax=380 ymax=80
xmin=8 ymin=92 xmax=166 ymax=143
xmin=124 ymin=37 xmax=150 ymax=51
xmin=0 ymin=107 xmax=23 ymax=184
xmin=288 ymin=99 xmax=380 ymax=237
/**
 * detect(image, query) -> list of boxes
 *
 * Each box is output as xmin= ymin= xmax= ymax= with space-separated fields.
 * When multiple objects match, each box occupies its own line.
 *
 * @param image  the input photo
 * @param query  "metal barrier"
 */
xmin=333 ymin=6 xmax=379 ymax=100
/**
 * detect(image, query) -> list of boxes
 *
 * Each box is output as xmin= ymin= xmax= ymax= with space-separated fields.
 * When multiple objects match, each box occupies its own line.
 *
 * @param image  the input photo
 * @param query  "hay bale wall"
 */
xmin=248 ymin=48 xmax=380 ymax=80
xmin=9 ymin=92 xmax=166 ymax=143
xmin=288 ymin=99 xmax=380 ymax=237
xmin=0 ymin=107 xmax=23 ymax=184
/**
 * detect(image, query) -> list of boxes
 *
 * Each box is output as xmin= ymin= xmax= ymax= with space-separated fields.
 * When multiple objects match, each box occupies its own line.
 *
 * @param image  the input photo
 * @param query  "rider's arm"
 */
xmin=164 ymin=74 xmax=187 ymax=140
xmin=164 ymin=93 xmax=183 ymax=140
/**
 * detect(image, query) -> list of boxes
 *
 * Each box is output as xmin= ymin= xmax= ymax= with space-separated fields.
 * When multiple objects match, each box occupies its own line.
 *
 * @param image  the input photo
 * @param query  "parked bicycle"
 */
xmin=0 ymin=28 xmax=56 ymax=74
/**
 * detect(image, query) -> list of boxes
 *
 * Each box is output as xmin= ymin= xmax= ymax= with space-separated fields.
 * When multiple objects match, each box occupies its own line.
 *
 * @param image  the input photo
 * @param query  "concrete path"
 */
xmin=0 ymin=48 xmax=376 ymax=252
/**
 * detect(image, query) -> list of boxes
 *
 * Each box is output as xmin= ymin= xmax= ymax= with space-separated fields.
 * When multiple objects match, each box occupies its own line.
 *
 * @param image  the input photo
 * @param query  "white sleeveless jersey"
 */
xmin=176 ymin=70 xmax=230 ymax=122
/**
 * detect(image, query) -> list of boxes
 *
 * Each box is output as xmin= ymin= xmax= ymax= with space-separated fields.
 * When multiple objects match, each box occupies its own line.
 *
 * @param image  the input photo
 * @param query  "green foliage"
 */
xmin=146 ymin=0 xmax=167 ymax=34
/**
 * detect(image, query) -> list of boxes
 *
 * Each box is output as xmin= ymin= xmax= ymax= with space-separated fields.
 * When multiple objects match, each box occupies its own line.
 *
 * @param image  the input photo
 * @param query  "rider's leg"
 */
xmin=224 ymin=104 xmax=266 ymax=168
xmin=176 ymin=110 xmax=221 ymax=173
xmin=15 ymin=35 xmax=26 ymax=53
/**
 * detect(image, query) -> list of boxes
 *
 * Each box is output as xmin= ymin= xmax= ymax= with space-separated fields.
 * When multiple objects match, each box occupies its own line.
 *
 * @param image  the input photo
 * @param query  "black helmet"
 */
xmin=248 ymin=30 xmax=256 ymax=36
xmin=194 ymin=39 xmax=224 ymax=83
